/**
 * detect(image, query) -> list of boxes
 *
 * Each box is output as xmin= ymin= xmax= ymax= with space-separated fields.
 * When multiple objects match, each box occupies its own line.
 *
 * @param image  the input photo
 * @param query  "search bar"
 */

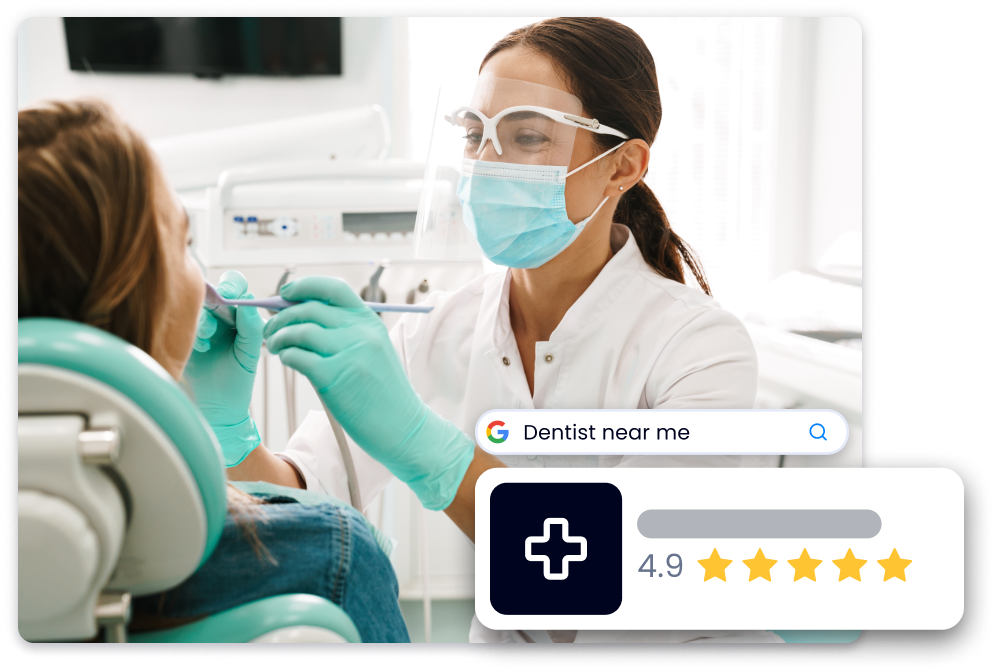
xmin=475 ymin=409 xmax=848 ymax=456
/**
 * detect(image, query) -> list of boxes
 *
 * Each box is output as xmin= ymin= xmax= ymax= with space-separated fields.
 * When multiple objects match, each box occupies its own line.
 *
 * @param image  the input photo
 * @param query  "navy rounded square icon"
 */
xmin=489 ymin=483 xmax=622 ymax=615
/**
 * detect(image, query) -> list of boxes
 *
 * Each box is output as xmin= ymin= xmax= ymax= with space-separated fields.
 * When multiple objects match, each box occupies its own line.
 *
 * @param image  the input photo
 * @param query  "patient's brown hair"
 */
xmin=18 ymin=101 xmax=272 ymax=573
xmin=18 ymin=100 xmax=166 ymax=357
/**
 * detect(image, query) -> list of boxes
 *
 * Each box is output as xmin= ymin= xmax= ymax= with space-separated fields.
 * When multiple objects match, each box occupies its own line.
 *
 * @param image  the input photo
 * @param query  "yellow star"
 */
xmin=832 ymin=548 xmax=867 ymax=582
xmin=878 ymin=549 xmax=912 ymax=582
xmin=742 ymin=548 xmax=778 ymax=582
xmin=698 ymin=548 xmax=733 ymax=582
xmin=788 ymin=548 xmax=822 ymax=582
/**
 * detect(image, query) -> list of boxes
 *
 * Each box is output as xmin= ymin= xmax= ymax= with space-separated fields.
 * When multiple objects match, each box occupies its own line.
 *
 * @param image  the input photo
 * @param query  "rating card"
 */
xmin=474 ymin=468 xmax=963 ymax=631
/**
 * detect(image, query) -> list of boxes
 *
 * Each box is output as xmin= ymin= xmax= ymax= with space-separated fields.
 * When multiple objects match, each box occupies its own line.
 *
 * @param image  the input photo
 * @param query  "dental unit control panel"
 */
xmin=227 ymin=209 xmax=415 ymax=245
xmin=186 ymin=159 xmax=437 ymax=267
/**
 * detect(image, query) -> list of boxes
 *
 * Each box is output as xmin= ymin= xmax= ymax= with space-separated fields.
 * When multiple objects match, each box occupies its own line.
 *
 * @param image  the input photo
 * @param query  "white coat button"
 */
xmin=502 ymin=357 xmax=510 ymax=365
xmin=544 ymin=354 xmax=554 ymax=363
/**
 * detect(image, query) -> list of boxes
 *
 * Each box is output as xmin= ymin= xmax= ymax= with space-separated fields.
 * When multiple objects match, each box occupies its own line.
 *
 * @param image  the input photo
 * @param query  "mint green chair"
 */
xmin=18 ymin=318 xmax=360 ymax=643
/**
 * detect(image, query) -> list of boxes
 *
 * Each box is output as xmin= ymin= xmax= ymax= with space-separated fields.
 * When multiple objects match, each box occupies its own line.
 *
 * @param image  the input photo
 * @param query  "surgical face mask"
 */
xmin=457 ymin=142 xmax=625 ymax=269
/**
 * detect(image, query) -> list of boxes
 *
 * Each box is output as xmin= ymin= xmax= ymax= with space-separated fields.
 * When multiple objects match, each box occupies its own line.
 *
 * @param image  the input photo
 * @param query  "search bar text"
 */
xmin=475 ymin=409 xmax=848 ymax=456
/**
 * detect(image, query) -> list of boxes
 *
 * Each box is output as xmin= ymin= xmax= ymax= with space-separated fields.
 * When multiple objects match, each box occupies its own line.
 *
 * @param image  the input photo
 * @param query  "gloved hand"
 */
xmin=184 ymin=270 xmax=263 ymax=467
xmin=262 ymin=276 xmax=475 ymax=510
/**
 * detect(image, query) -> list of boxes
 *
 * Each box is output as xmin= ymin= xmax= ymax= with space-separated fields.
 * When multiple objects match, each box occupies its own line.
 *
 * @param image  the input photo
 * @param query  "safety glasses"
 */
xmin=444 ymin=105 xmax=629 ymax=159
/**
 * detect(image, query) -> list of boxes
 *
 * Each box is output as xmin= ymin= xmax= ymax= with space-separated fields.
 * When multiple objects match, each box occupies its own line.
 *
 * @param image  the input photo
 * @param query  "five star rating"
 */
xmin=697 ymin=548 xmax=912 ymax=582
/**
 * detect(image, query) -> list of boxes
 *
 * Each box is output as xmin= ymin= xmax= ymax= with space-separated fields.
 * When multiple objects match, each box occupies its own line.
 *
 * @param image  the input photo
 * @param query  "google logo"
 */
xmin=487 ymin=420 xmax=509 ymax=444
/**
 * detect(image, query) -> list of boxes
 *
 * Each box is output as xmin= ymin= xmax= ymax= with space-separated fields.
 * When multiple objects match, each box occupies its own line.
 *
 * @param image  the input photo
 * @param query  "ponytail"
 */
xmin=615 ymin=181 xmax=711 ymax=296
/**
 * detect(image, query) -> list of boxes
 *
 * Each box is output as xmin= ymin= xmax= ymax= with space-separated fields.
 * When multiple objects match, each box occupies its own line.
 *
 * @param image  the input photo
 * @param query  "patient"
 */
xmin=18 ymin=100 xmax=409 ymax=642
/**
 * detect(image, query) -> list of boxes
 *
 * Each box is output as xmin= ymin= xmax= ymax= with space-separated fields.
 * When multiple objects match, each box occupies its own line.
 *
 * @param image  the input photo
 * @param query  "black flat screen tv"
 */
xmin=64 ymin=17 xmax=342 ymax=77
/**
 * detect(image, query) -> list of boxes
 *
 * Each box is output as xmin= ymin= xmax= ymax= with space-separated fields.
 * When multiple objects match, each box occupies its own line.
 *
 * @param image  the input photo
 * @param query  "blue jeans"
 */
xmin=131 ymin=491 xmax=410 ymax=643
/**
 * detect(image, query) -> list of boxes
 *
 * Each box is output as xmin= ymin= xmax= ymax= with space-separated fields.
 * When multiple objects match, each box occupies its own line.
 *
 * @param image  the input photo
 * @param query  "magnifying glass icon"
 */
xmin=809 ymin=423 xmax=827 ymax=440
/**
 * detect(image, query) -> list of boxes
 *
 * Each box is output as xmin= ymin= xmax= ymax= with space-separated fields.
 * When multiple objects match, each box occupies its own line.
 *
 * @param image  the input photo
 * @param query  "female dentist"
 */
xmin=265 ymin=17 xmax=779 ymax=643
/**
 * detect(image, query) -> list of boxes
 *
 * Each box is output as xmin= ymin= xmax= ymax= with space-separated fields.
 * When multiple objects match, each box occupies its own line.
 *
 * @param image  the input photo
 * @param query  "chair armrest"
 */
xmin=129 ymin=594 xmax=360 ymax=643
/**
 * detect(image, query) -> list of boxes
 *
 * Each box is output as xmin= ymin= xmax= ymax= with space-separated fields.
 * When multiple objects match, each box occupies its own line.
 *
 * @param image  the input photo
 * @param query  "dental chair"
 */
xmin=18 ymin=318 xmax=361 ymax=643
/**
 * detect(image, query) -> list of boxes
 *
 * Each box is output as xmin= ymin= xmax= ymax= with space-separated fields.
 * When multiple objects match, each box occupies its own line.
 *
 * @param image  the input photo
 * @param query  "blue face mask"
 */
xmin=457 ymin=143 xmax=624 ymax=269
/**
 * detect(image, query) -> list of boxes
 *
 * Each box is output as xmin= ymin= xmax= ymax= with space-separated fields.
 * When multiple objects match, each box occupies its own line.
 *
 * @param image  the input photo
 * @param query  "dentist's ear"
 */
xmin=606 ymin=139 xmax=650 ymax=196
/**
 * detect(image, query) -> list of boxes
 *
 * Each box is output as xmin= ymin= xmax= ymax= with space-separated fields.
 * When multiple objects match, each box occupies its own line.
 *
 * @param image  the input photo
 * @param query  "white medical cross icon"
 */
xmin=524 ymin=518 xmax=588 ymax=580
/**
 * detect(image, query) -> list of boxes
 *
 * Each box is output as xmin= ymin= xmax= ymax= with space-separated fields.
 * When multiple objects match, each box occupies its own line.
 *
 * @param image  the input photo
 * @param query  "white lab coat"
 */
xmin=283 ymin=224 xmax=781 ymax=643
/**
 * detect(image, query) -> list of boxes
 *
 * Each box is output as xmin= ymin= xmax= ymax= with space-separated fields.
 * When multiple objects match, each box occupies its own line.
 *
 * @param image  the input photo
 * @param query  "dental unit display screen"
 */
xmin=342 ymin=212 xmax=418 ymax=235
xmin=63 ymin=18 xmax=342 ymax=77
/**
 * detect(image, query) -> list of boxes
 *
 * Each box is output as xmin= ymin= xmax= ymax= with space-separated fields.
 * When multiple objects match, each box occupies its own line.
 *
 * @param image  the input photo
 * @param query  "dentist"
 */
xmin=265 ymin=17 xmax=776 ymax=644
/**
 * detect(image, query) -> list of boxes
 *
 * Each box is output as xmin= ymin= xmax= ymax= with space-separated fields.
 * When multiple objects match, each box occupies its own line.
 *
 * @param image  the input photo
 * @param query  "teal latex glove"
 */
xmin=262 ymin=276 xmax=475 ymax=510
xmin=184 ymin=270 xmax=263 ymax=467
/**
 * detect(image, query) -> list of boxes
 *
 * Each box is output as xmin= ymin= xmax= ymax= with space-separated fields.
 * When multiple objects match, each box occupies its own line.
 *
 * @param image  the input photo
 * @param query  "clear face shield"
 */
xmin=413 ymin=75 xmax=628 ymax=266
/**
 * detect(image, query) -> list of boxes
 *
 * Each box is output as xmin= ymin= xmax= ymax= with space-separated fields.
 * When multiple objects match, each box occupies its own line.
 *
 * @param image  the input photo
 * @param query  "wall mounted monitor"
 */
xmin=63 ymin=17 xmax=342 ymax=77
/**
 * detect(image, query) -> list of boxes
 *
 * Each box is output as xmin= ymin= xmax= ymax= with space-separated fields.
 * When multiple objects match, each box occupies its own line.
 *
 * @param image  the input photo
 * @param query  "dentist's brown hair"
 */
xmin=483 ymin=17 xmax=711 ymax=295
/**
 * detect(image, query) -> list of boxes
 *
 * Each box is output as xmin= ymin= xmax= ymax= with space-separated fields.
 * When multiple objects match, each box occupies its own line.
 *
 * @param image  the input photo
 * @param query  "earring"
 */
xmin=618 ymin=186 xmax=624 ymax=191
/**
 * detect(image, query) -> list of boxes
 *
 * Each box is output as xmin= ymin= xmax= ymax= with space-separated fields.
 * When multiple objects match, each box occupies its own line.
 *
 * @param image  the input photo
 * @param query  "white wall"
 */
xmin=774 ymin=18 xmax=862 ymax=275
xmin=806 ymin=17 xmax=862 ymax=268
xmin=772 ymin=18 xmax=816 ymax=278
xmin=17 ymin=17 xmax=409 ymax=156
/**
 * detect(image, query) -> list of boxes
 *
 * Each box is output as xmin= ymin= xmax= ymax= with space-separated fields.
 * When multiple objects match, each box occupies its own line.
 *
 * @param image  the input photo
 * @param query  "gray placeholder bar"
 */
xmin=636 ymin=509 xmax=881 ymax=539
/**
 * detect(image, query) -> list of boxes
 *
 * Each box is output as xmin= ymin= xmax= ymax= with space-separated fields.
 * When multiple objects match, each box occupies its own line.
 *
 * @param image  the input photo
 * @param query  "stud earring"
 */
xmin=619 ymin=186 xmax=624 ymax=191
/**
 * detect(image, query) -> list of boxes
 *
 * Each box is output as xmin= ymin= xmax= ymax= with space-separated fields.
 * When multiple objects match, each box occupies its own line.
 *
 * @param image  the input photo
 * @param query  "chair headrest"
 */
xmin=18 ymin=318 xmax=227 ymax=569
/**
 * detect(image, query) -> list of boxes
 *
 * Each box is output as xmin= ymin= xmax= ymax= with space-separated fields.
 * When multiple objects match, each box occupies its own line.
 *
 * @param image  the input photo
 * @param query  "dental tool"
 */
xmin=204 ymin=282 xmax=433 ymax=327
